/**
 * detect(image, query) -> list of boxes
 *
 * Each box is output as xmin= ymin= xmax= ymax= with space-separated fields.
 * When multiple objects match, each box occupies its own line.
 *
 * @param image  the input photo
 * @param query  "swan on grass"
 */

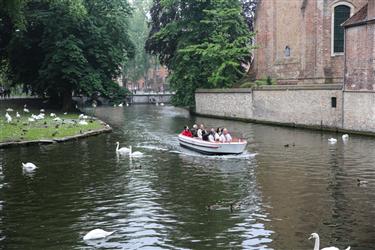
xmin=83 ymin=229 xmax=115 ymax=240
xmin=309 ymin=233 xmax=350 ymax=250
xmin=23 ymin=108 xmax=30 ymax=113
xmin=16 ymin=112 xmax=20 ymax=118
xmin=79 ymin=120 xmax=88 ymax=126
xmin=115 ymin=142 xmax=130 ymax=154
xmin=5 ymin=112 xmax=12 ymax=123
xmin=22 ymin=162 xmax=38 ymax=172
xmin=6 ymin=108 xmax=13 ymax=112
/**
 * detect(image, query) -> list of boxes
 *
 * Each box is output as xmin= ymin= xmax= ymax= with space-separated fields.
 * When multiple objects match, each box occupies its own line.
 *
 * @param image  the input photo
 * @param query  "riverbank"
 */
xmin=0 ymin=111 xmax=111 ymax=148
xmin=195 ymin=85 xmax=375 ymax=136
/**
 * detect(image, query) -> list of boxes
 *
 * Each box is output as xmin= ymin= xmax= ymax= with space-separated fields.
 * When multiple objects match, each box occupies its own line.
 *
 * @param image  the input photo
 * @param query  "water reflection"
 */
xmin=0 ymin=105 xmax=375 ymax=249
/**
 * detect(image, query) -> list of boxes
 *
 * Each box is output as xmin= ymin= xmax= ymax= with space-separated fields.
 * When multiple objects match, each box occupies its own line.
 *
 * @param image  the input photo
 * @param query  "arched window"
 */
xmin=332 ymin=4 xmax=352 ymax=54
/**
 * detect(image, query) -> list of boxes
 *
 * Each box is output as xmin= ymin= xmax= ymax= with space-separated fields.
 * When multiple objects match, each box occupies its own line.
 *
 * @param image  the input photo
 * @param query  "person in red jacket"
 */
xmin=181 ymin=126 xmax=193 ymax=137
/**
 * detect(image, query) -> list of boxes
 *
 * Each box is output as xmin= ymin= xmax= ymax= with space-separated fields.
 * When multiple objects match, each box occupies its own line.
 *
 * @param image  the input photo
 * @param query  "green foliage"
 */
xmin=146 ymin=0 xmax=255 ymax=107
xmin=4 ymin=0 xmax=135 ymax=109
xmin=124 ymin=0 xmax=152 ymax=85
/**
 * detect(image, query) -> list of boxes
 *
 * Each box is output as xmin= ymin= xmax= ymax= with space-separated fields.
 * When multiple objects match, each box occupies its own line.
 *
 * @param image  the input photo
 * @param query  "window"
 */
xmin=284 ymin=46 xmax=291 ymax=57
xmin=333 ymin=5 xmax=351 ymax=54
xmin=331 ymin=97 xmax=337 ymax=108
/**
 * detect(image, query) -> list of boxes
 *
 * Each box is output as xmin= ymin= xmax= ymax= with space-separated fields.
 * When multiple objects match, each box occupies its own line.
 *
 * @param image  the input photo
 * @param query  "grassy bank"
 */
xmin=0 ymin=111 xmax=106 ymax=143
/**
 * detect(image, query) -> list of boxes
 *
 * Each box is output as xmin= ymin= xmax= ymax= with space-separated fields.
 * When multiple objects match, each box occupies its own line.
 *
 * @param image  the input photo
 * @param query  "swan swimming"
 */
xmin=309 ymin=233 xmax=350 ymax=250
xmin=160 ymin=102 xmax=165 ymax=106
xmin=83 ymin=229 xmax=115 ymax=240
xmin=328 ymin=138 xmax=337 ymax=143
xmin=116 ymin=142 xmax=130 ymax=154
xmin=129 ymin=146 xmax=143 ymax=157
xmin=22 ymin=162 xmax=38 ymax=172
xmin=342 ymin=134 xmax=349 ymax=140
xmin=118 ymin=103 xmax=123 ymax=107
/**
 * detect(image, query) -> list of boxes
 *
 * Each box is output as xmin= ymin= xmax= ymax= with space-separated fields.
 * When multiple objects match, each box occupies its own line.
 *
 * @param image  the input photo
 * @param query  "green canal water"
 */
xmin=1 ymin=105 xmax=375 ymax=249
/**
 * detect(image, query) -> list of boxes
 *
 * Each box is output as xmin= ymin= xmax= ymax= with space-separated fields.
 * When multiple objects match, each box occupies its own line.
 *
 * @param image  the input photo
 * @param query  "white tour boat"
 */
xmin=178 ymin=134 xmax=247 ymax=155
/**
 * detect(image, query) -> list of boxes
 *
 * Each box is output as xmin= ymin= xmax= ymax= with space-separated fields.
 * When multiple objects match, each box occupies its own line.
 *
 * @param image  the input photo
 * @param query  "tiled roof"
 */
xmin=343 ymin=4 xmax=368 ymax=27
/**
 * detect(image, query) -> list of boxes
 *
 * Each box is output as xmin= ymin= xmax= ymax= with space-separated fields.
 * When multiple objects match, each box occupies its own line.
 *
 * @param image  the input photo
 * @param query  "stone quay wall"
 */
xmin=195 ymin=85 xmax=375 ymax=135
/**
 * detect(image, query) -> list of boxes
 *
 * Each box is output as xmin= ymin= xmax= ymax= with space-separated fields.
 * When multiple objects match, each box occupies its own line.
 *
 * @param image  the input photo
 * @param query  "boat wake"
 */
xmin=169 ymin=149 xmax=257 ymax=160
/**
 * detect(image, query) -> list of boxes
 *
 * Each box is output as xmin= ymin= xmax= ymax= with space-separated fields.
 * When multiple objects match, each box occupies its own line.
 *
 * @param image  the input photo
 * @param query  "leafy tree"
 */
xmin=146 ymin=0 xmax=254 ymax=107
xmin=5 ymin=0 xmax=134 ymax=110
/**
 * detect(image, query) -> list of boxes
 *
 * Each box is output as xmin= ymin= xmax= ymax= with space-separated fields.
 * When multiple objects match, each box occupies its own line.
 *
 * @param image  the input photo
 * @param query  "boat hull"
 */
xmin=178 ymin=134 xmax=247 ymax=155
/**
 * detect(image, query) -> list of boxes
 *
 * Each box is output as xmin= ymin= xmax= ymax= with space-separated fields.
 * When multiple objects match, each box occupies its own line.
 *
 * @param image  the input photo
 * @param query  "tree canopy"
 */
xmin=146 ymin=0 xmax=255 ymax=107
xmin=1 ymin=0 xmax=135 ymax=110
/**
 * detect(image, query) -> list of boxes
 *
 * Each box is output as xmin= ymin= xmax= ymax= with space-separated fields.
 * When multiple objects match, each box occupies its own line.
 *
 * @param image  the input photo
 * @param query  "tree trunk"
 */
xmin=61 ymin=89 xmax=73 ymax=111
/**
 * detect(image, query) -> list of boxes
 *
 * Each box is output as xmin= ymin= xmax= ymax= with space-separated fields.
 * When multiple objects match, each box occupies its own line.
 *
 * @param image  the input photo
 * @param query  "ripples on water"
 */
xmin=0 ymin=105 xmax=375 ymax=249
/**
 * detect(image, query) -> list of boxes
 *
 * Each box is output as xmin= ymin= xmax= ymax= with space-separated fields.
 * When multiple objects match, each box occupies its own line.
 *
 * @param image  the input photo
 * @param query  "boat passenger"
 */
xmin=208 ymin=128 xmax=215 ymax=142
xmin=198 ymin=124 xmax=209 ymax=141
xmin=223 ymin=128 xmax=232 ymax=142
xmin=191 ymin=124 xmax=198 ymax=137
xmin=197 ymin=124 xmax=206 ymax=139
xmin=181 ymin=126 xmax=193 ymax=137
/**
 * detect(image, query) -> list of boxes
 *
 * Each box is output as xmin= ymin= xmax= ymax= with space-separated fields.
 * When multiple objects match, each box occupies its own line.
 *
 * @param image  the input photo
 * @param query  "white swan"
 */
xmin=40 ymin=109 xmax=45 ymax=113
xmin=16 ymin=112 xmax=20 ymax=118
xmin=6 ymin=108 xmax=14 ymax=112
xmin=342 ymin=134 xmax=349 ymax=140
xmin=50 ymin=113 xmax=56 ymax=117
xmin=22 ymin=162 xmax=38 ymax=172
xmin=5 ymin=112 xmax=12 ymax=123
xmin=160 ymin=102 xmax=165 ymax=106
xmin=53 ymin=117 xmax=62 ymax=122
xmin=23 ymin=108 xmax=30 ymax=113
xmin=28 ymin=117 xmax=35 ymax=122
xmin=79 ymin=120 xmax=88 ymax=125
xmin=129 ymin=146 xmax=143 ymax=157
xmin=126 ymin=103 xmax=129 ymax=107
xmin=116 ymin=142 xmax=130 ymax=154
xmin=309 ymin=233 xmax=350 ymax=250
xmin=118 ymin=103 xmax=123 ymax=107
xmin=83 ymin=229 xmax=115 ymax=240
xmin=328 ymin=138 xmax=337 ymax=143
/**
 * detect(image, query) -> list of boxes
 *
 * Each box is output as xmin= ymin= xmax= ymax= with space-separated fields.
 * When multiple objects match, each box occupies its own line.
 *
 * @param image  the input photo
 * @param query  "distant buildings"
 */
xmin=125 ymin=65 xmax=169 ymax=93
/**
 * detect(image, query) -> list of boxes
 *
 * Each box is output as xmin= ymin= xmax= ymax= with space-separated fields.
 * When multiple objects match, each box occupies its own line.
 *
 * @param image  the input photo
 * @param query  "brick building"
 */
xmin=253 ymin=0 xmax=367 ymax=85
xmin=343 ymin=1 xmax=375 ymax=91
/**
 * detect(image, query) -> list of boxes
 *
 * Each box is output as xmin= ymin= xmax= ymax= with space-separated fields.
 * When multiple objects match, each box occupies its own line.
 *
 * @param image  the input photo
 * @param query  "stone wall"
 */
xmin=195 ymin=89 xmax=253 ymax=119
xmin=251 ymin=87 xmax=342 ymax=128
xmin=195 ymin=86 xmax=375 ymax=135
xmin=343 ymin=91 xmax=375 ymax=133
xmin=196 ymin=85 xmax=342 ymax=129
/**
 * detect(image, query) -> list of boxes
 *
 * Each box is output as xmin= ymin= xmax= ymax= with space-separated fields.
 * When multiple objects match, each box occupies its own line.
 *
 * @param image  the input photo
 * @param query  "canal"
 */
xmin=1 ymin=105 xmax=375 ymax=249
